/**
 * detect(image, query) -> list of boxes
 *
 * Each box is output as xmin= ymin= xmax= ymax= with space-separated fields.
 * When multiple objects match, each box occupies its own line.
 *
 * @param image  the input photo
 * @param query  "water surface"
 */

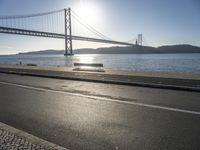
xmin=0 ymin=53 xmax=200 ymax=74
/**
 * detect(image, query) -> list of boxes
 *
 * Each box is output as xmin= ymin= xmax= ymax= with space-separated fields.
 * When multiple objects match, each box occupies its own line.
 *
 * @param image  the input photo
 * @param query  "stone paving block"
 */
xmin=0 ymin=122 xmax=69 ymax=150
xmin=0 ymin=129 xmax=46 ymax=150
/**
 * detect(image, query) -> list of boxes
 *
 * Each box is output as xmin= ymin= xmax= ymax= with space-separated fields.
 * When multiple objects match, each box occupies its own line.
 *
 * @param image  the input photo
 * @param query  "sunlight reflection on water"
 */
xmin=76 ymin=54 xmax=96 ymax=64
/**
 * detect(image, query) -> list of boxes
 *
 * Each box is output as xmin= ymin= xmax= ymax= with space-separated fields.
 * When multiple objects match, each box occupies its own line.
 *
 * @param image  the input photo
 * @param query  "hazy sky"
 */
xmin=0 ymin=0 xmax=200 ymax=54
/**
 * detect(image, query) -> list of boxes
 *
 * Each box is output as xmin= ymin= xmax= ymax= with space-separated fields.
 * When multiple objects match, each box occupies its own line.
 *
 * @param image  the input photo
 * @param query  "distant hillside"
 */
xmin=18 ymin=50 xmax=64 ymax=55
xmin=157 ymin=45 xmax=200 ymax=53
xmin=74 ymin=46 xmax=155 ymax=54
xmin=18 ymin=44 xmax=200 ymax=55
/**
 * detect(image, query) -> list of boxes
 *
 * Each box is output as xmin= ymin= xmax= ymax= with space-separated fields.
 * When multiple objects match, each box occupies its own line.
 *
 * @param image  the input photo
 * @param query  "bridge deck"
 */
xmin=0 ymin=26 xmax=134 ymax=46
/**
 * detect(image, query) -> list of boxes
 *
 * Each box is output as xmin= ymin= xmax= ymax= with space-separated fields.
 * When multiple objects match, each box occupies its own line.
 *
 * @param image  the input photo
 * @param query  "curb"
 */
xmin=0 ymin=122 xmax=69 ymax=150
xmin=0 ymin=68 xmax=200 ymax=92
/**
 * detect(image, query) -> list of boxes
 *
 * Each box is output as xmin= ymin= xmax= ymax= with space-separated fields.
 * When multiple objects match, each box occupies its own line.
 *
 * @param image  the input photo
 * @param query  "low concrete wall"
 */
xmin=0 ymin=64 xmax=199 ymax=92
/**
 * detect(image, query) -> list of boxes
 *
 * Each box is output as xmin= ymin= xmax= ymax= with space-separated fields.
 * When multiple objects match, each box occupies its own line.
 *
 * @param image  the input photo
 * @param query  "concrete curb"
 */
xmin=0 ymin=122 xmax=69 ymax=150
xmin=0 ymin=66 xmax=200 ymax=92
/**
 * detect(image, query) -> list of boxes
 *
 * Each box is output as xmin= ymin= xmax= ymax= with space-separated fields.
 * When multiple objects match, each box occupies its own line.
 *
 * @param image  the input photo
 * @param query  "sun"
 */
xmin=77 ymin=0 xmax=101 ymax=25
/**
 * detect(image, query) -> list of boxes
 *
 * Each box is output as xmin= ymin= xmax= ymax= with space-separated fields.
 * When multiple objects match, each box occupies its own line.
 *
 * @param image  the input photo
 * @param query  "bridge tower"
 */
xmin=138 ymin=34 xmax=142 ymax=46
xmin=64 ymin=8 xmax=73 ymax=56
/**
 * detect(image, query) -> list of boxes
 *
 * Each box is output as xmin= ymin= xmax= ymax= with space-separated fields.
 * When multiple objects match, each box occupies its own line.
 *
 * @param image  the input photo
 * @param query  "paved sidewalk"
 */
xmin=0 ymin=122 xmax=68 ymax=150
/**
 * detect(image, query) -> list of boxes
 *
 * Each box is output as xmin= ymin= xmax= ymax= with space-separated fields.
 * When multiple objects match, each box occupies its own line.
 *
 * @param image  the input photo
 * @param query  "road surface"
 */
xmin=0 ymin=73 xmax=200 ymax=150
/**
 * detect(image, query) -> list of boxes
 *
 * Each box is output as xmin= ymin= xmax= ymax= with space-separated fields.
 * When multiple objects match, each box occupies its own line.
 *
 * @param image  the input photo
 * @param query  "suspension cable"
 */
xmin=71 ymin=9 xmax=112 ymax=40
xmin=0 ymin=9 xmax=64 ymax=19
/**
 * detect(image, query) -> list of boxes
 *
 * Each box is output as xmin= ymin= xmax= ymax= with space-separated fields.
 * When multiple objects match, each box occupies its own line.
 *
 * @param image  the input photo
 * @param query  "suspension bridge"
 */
xmin=0 ymin=8 xmax=138 ymax=55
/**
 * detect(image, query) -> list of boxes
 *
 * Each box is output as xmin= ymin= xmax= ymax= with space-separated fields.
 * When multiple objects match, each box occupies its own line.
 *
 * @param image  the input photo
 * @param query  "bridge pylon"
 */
xmin=64 ymin=8 xmax=73 ymax=56
xmin=138 ymin=34 xmax=142 ymax=46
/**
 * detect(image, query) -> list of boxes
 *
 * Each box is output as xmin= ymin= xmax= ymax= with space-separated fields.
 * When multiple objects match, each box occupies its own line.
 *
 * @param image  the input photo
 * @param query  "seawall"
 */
xmin=0 ymin=64 xmax=199 ymax=92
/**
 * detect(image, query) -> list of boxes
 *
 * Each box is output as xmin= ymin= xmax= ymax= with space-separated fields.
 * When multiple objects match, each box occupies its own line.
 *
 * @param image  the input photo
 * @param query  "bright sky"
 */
xmin=0 ymin=0 xmax=200 ymax=54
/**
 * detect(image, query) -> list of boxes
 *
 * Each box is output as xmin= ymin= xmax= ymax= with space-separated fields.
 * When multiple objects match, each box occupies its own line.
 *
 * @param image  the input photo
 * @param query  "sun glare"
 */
xmin=77 ymin=0 xmax=101 ymax=25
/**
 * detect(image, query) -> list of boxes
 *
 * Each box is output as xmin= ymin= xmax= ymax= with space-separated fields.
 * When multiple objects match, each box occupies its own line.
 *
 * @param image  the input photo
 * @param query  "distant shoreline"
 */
xmin=1 ymin=44 xmax=200 ymax=56
xmin=17 ymin=52 xmax=200 ymax=55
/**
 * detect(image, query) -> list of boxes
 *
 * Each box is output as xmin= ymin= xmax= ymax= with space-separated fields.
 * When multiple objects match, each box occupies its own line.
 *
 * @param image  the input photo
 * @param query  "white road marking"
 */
xmin=0 ymin=81 xmax=200 ymax=116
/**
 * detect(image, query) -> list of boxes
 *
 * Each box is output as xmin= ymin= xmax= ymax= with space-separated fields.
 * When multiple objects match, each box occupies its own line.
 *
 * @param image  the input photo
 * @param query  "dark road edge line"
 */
xmin=0 ymin=70 xmax=200 ymax=92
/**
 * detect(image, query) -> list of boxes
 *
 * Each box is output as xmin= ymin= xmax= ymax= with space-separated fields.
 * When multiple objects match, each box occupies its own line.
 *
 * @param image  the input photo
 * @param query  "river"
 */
xmin=0 ymin=53 xmax=200 ymax=74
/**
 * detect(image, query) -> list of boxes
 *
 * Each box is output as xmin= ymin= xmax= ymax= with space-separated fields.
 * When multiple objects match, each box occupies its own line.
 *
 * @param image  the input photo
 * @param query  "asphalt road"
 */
xmin=0 ymin=73 xmax=200 ymax=150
